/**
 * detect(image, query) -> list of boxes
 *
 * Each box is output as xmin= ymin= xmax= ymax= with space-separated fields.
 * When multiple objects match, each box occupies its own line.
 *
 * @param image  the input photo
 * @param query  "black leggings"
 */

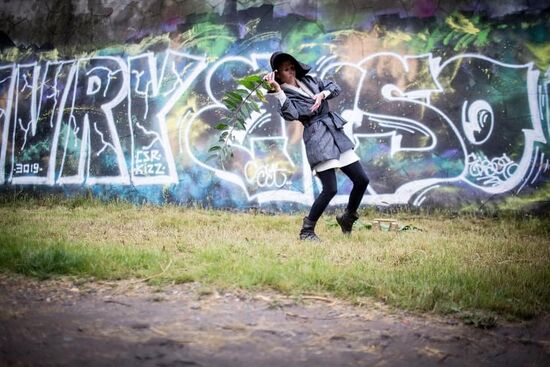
xmin=307 ymin=161 xmax=369 ymax=222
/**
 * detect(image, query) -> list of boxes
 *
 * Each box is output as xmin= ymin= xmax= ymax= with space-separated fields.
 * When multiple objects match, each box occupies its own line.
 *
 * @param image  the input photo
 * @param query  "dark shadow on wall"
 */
xmin=0 ymin=31 xmax=14 ymax=50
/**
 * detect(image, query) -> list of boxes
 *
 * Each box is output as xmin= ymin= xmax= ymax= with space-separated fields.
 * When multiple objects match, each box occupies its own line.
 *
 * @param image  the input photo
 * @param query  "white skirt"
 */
xmin=312 ymin=149 xmax=360 ymax=175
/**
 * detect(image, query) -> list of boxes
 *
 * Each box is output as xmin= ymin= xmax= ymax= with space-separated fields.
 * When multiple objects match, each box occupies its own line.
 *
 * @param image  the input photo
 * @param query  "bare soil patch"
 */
xmin=0 ymin=274 xmax=548 ymax=366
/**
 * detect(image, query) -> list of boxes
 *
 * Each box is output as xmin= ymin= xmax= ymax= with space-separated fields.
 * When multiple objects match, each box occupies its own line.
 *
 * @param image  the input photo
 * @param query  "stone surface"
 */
xmin=1 ymin=0 xmax=549 ymax=49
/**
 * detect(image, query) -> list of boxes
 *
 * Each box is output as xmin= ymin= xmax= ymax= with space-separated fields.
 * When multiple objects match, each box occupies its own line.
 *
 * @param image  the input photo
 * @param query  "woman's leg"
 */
xmin=336 ymin=161 xmax=369 ymax=234
xmin=307 ymin=169 xmax=338 ymax=222
xmin=340 ymin=161 xmax=369 ymax=214
xmin=300 ymin=168 xmax=338 ymax=240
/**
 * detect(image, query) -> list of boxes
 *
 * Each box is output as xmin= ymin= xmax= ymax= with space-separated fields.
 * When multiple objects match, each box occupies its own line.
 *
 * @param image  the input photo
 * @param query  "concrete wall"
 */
xmin=0 ymin=0 xmax=549 ymax=211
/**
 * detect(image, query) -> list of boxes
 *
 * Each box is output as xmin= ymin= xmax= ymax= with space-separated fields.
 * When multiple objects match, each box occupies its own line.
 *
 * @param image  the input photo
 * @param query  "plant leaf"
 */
xmin=256 ymin=89 xmax=267 ymax=103
xmin=236 ymin=118 xmax=246 ymax=130
xmin=225 ymin=91 xmax=244 ymax=102
xmin=239 ymin=103 xmax=251 ymax=119
xmin=215 ymin=123 xmax=229 ymax=130
xmin=208 ymin=145 xmax=221 ymax=152
xmin=249 ymin=101 xmax=260 ymax=112
xmin=242 ymin=74 xmax=262 ymax=84
xmin=222 ymin=97 xmax=239 ymax=110
xmin=238 ymin=79 xmax=256 ymax=90
xmin=205 ymin=154 xmax=219 ymax=162
xmin=234 ymin=88 xmax=250 ymax=97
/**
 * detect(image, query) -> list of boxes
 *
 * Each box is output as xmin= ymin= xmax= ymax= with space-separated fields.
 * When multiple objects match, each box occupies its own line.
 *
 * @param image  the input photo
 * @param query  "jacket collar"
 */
xmin=281 ymin=78 xmax=320 ymax=98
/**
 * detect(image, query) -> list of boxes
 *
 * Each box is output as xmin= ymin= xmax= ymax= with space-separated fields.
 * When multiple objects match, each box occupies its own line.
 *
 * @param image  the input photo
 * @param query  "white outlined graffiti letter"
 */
xmin=321 ymin=53 xmax=467 ymax=205
xmin=434 ymin=54 xmax=546 ymax=194
xmin=184 ymin=54 xmax=312 ymax=205
xmin=57 ymin=56 xmax=130 ymax=185
xmin=0 ymin=64 xmax=15 ymax=185
xmin=128 ymin=50 xmax=207 ymax=185
xmin=10 ymin=61 xmax=75 ymax=185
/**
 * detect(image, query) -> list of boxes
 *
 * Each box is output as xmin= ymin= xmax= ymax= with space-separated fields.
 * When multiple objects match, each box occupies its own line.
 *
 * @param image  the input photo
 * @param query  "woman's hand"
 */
xmin=263 ymin=71 xmax=281 ymax=93
xmin=310 ymin=93 xmax=325 ymax=112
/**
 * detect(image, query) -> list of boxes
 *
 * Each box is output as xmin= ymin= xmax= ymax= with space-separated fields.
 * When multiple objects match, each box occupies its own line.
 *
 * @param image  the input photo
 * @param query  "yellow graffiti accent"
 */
xmin=172 ymin=97 xmax=202 ymax=139
xmin=36 ymin=49 xmax=60 ymax=62
xmin=298 ymin=42 xmax=336 ymax=53
xmin=0 ymin=47 xmax=24 ymax=62
xmin=525 ymin=42 xmax=550 ymax=71
xmin=445 ymin=14 xmax=480 ymax=35
xmin=124 ymin=34 xmax=171 ymax=56
xmin=239 ymin=31 xmax=281 ymax=51
xmin=244 ymin=18 xmax=261 ymax=35
xmin=382 ymin=30 xmax=413 ymax=48
xmin=173 ymin=22 xmax=235 ymax=59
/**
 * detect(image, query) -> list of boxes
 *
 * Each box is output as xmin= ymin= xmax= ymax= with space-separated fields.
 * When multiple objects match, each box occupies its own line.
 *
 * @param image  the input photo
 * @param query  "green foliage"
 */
xmin=208 ymin=74 xmax=271 ymax=166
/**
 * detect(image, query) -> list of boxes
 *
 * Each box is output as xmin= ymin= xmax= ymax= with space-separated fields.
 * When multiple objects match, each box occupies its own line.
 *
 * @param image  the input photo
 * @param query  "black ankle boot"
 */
xmin=336 ymin=211 xmax=359 ymax=234
xmin=299 ymin=217 xmax=321 ymax=241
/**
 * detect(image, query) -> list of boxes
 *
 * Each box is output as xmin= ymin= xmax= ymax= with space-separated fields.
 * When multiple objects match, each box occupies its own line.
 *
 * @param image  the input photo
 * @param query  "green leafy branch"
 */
xmin=208 ymin=74 xmax=272 ymax=167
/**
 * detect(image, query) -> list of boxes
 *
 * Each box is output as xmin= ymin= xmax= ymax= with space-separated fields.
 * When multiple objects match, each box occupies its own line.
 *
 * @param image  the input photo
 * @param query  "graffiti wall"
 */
xmin=0 ymin=1 xmax=549 ymax=210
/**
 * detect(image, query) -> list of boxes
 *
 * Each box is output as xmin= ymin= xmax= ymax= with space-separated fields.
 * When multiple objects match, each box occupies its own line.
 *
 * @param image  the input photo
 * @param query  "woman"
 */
xmin=264 ymin=51 xmax=370 ymax=241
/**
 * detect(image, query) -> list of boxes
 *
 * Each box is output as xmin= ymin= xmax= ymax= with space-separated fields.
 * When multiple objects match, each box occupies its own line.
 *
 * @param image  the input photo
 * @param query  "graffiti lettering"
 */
xmin=0 ymin=64 xmax=15 ymax=185
xmin=467 ymin=153 xmax=518 ymax=186
xmin=134 ymin=148 xmax=166 ymax=176
xmin=14 ymin=163 xmax=41 ymax=175
xmin=0 ymin=48 xmax=547 ymax=208
xmin=244 ymin=160 xmax=290 ymax=188
xmin=56 ymin=56 xmax=130 ymax=185
xmin=433 ymin=55 xmax=546 ymax=194
xmin=128 ymin=51 xmax=207 ymax=185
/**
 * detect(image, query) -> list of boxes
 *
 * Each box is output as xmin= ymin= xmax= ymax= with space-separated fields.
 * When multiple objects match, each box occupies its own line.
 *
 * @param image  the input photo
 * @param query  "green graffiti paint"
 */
xmin=525 ymin=42 xmax=550 ymax=71
xmin=283 ymin=22 xmax=329 ymax=64
xmin=179 ymin=22 xmax=235 ymax=59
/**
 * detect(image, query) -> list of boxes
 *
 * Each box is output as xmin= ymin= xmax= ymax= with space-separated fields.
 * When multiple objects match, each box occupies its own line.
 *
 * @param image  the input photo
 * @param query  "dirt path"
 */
xmin=0 ymin=274 xmax=548 ymax=367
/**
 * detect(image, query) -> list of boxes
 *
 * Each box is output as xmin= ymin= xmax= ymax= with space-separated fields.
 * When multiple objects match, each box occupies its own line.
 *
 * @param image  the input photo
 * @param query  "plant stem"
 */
xmin=219 ymin=82 xmax=265 ymax=166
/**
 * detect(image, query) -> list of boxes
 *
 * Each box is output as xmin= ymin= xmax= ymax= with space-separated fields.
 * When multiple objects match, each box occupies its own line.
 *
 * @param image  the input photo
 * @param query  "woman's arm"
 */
xmin=314 ymin=76 xmax=341 ymax=100
xmin=278 ymin=97 xmax=302 ymax=121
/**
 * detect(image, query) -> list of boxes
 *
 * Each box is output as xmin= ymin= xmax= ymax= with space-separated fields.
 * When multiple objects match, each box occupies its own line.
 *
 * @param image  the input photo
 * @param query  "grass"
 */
xmin=0 ymin=195 xmax=549 ymax=322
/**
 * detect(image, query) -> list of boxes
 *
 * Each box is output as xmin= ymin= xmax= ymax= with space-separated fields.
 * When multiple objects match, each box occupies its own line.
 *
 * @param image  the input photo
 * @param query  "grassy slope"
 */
xmin=0 ymin=198 xmax=548 ymax=321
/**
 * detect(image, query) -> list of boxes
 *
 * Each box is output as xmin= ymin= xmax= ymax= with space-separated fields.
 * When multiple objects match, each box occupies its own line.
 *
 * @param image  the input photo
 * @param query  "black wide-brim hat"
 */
xmin=270 ymin=51 xmax=311 ymax=80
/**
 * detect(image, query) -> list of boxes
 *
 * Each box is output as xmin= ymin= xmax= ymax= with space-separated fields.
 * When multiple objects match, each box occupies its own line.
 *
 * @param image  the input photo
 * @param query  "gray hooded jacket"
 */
xmin=277 ymin=75 xmax=355 ymax=168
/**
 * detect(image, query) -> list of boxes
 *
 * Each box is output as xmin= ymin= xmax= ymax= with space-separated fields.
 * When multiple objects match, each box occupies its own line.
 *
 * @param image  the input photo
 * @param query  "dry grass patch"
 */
xmin=0 ymin=199 xmax=549 ymax=322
